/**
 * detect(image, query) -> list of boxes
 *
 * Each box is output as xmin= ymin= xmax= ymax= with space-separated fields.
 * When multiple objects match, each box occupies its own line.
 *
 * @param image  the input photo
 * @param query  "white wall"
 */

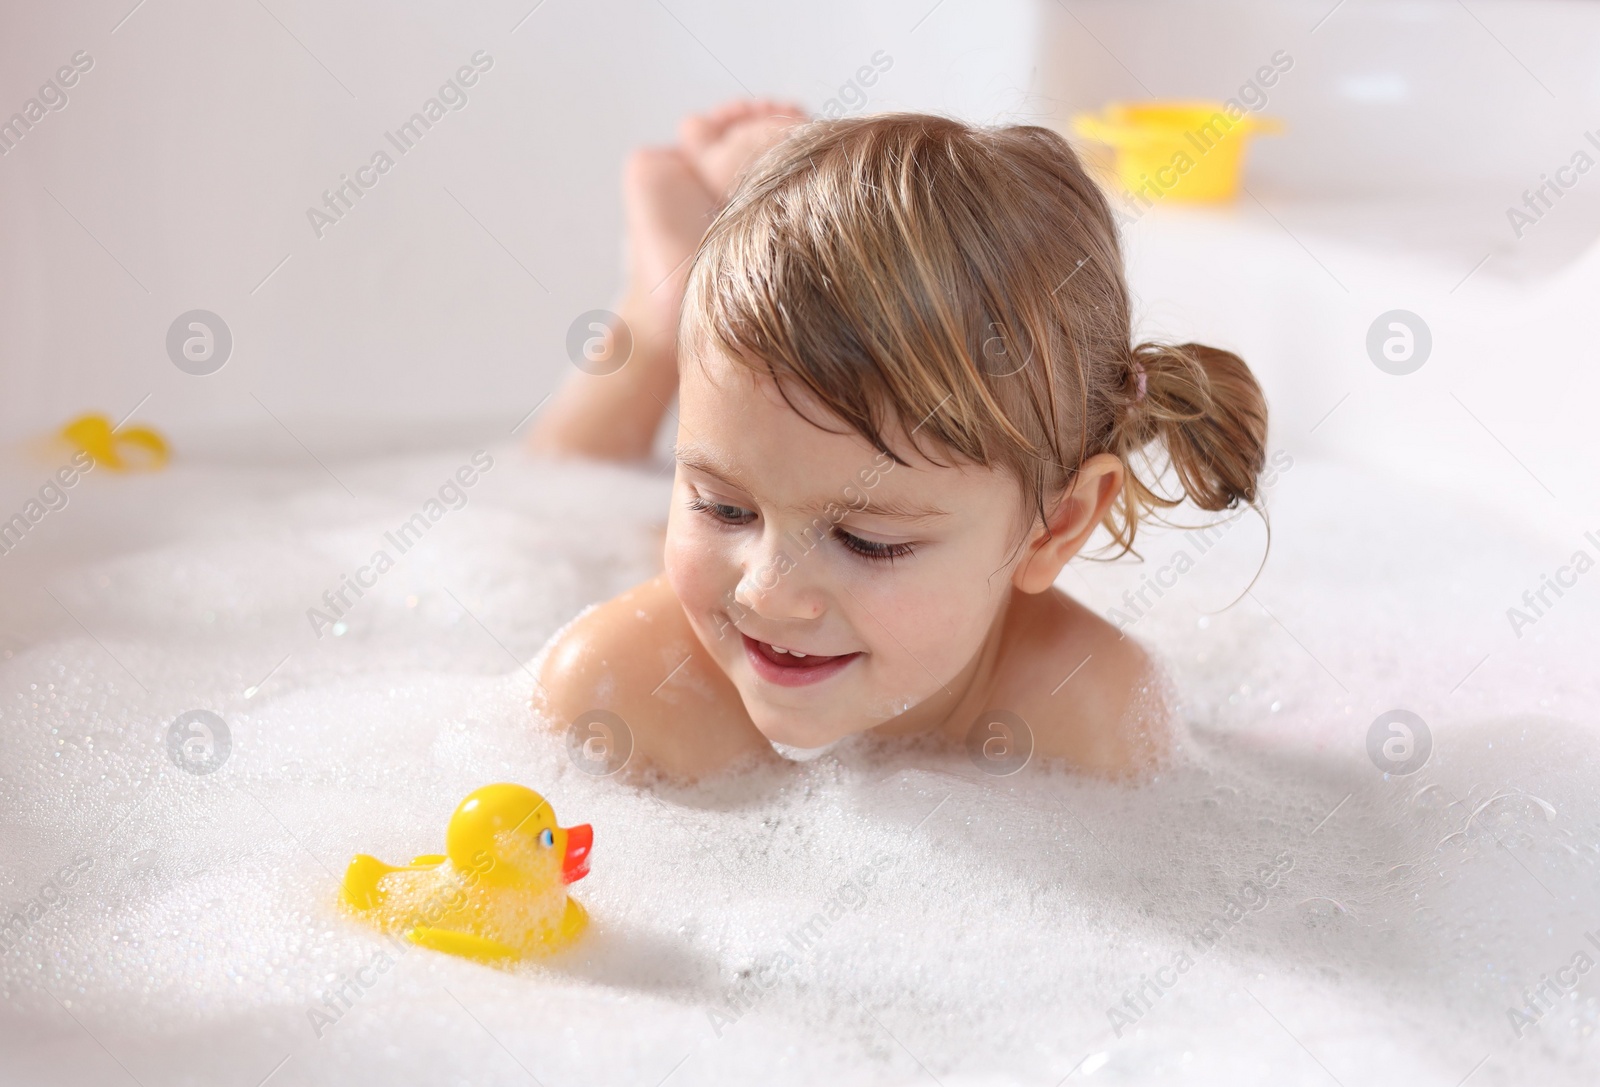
xmin=5 ymin=0 xmax=1598 ymax=464
xmin=0 ymin=0 xmax=1037 ymax=451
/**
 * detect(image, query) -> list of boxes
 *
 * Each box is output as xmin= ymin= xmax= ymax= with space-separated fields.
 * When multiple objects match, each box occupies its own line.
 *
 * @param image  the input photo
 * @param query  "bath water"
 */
xmin=0 ymin=447 xmax=1595 ymax=1086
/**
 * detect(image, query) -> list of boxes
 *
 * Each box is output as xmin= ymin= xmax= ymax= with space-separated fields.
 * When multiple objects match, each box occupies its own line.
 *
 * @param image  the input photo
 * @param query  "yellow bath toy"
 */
xmin=1072 ymin=101 xmax=1282 ymax=203
xmin=60 ymin=413 xmax=169 ymax=471
xmin=341 ymin=784 xmax=594 ymax=964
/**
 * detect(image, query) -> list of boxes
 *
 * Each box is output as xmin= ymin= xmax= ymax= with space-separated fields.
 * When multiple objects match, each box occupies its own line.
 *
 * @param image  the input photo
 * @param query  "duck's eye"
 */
xmin=539 ymin=828 xmax=554 ymax=848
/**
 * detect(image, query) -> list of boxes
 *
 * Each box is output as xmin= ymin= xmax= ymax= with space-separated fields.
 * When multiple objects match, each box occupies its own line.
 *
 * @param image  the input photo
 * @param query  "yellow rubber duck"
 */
xmin=341 ymin=784 xmax=594 ymax=964
xmin=60 ymin=413 xmax=169 ymax=471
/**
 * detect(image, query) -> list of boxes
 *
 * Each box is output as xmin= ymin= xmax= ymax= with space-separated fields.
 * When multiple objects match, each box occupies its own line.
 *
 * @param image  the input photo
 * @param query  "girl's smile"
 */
xmin=740 ymin=633 xmax=863 ymax=687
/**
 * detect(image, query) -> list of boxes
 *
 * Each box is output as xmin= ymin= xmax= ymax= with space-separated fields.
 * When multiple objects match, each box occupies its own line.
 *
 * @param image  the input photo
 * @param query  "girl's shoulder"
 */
xmin=991 ymin=588 xmax=1171 ymax=777
xmin=533 ymin=573 xmax=772 ymax=779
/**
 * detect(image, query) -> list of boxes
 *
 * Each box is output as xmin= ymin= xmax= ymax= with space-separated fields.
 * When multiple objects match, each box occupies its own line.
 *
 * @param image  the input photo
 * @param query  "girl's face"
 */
xmin=664 ymin=349 xmax=1034 ymax=750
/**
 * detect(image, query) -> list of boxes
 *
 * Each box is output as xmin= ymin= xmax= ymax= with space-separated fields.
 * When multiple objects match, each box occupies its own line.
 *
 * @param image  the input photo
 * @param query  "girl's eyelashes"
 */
xmin=687 ymin=490 xmax=915 ymax=563
xmin=686 ymin=495 xmax=756 ymax=525
xmin=834 ymin=528 xmax=915 ymax=563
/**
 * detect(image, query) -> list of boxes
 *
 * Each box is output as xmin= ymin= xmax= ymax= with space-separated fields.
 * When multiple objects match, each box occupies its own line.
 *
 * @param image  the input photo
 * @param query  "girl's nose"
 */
xmin=733 ymin=538 xmax=825 ymax=621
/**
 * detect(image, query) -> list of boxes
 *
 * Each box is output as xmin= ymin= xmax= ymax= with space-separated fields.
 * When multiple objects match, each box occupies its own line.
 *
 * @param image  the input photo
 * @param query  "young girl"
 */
xmin=529 ymin=100 xmax=1267 ymax=780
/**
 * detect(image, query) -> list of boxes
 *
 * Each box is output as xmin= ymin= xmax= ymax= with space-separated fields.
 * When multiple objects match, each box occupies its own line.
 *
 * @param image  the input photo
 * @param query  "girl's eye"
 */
xmin=687 ymin=496 xmax=756 ymax=525
xmin=539 ymin=828 xmax=554 ymax=848
xmin=834 ymin=528 xmax=915 ymax=563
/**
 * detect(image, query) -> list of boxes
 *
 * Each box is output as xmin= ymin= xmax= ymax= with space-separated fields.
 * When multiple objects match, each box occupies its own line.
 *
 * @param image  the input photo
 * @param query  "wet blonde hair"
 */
xmin=683 ymin=113 xmax=1268 ymax=555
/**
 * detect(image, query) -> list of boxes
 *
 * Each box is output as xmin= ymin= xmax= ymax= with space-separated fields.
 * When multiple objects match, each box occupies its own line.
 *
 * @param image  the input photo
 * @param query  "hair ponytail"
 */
xmin=1105 ymin=341 xmax=1268 ymax=554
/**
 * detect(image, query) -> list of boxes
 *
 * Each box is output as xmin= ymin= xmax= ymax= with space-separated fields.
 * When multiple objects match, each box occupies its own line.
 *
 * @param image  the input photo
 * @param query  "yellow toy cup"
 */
xmin=1072 ymin=101 xmax=1282 ymax=203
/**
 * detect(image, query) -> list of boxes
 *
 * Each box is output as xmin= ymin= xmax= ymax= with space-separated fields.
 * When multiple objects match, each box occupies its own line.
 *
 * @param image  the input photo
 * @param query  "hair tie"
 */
xmin=1131 ymin=358 xmax=1148 ymax=402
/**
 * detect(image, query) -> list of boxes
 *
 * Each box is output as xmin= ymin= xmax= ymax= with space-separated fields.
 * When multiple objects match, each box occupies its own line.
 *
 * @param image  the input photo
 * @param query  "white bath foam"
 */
xmin=0 ymin=448 xmax=1596 ymax=1086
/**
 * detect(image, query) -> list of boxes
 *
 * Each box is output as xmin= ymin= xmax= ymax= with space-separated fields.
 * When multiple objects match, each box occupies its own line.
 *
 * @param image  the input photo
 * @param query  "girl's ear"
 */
xmin=1012 ymin=454 xmax=1125 ymax=594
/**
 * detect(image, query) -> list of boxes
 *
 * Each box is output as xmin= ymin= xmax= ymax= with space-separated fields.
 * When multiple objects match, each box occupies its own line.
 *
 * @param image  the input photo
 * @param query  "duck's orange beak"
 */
xmin=561 ymin=824 xmax=593 ymax=884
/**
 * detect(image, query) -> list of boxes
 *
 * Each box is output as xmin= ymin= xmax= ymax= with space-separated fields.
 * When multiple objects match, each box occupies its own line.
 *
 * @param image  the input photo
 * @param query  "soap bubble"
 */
xmin=1366 ymin=709 xmax=1431 ymax=776
xmin=165 ymin=709 xmax=231 ymax=775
